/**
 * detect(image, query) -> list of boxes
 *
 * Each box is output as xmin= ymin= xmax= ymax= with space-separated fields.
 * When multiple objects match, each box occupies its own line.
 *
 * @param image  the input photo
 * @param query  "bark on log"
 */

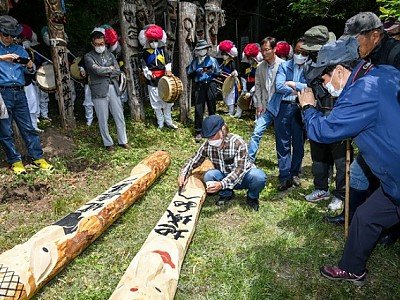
xmin=0 ymin=151 xmax=170 ymax=300
xmin=110 ymin=159 xmax=213 ymax=300
xmin=178 ymin=2 xmax=197 ymax=123
xmin=43 ymin=0 xmax=76 ymax=129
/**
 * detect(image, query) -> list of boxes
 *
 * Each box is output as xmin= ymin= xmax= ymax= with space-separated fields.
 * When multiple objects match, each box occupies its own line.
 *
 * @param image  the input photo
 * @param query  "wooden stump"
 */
xmin=0 ymin=151 xmax=170 ymax=300
xmin=109 ymin=160 xmax=213 ymax=300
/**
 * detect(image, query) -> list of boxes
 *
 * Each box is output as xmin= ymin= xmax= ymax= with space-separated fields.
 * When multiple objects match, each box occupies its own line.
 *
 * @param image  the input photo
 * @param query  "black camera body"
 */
xmin=13 ymin=57 xmax=30 ymax=64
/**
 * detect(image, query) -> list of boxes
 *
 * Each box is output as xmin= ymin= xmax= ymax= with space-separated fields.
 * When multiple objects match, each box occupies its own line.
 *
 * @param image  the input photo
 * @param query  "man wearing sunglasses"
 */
xmin=0 ymin=15 xmax=53 ymax=174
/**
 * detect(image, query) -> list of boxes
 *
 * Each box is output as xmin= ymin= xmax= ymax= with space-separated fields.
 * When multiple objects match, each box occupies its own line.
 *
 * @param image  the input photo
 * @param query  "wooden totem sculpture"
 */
xmin=119 ymin=0 xmax=155 ymax=121
xmin=204 ymin=0 xmax=225 ymax=56
xmin=43 ymin=0 xmax=76 ymax=129
xmin=110 ymin=160 xmax=213 ymax=300
xmin=0 ymin=151 xmax=170 ymax=300
xmin=178 ymin=1 xmax=197 ymax=123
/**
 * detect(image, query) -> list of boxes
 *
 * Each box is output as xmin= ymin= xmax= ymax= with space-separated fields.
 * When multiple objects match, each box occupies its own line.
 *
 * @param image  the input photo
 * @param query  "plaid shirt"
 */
xmin=181 ymin=133 xmax=255 ymax=190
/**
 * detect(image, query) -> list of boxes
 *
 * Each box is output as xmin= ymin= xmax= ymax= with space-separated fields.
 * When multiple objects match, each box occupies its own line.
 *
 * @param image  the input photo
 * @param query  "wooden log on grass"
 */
xmin=110 ymin=160 xmax=213 ymax=300
xmin=0 ymin=151 xmax=170 ymax=300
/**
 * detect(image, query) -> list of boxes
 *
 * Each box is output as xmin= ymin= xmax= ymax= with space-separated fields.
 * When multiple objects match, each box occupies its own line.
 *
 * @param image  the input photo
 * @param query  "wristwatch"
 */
xmin=301 ymin=104 xmax=315 ymax=112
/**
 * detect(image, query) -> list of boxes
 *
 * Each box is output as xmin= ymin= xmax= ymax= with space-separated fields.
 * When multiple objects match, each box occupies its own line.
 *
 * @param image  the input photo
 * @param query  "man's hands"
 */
xmin=298 ymin=88 xmax=316 ymax=108
xmin=206 ymin=181 xmax=222 ymax=194
xmin=178 ymin=175 xmax=188 ymax=190
xmin=1 ymin=53 xmax=19 ymax=62
xmin=256 ymin=106 xmax=265 ymax=118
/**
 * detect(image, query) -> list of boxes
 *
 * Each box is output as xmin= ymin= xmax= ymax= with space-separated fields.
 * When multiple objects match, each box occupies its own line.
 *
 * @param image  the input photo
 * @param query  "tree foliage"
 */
xmin=377 ymin=0 xmax=400 ymax=21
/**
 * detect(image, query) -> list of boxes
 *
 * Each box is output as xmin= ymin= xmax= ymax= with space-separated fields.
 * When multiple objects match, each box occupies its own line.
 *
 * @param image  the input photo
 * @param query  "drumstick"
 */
xmin=29 ymin=48 xmax=53 ymax=64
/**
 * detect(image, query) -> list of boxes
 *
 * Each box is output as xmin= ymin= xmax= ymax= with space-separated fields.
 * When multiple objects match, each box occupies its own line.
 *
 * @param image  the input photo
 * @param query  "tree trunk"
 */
xmin=110 ymin=159 xmax=213 ymax=300
xmin=178 ymin=2 xmax=197 ymax=123
xmin=43 ymin=0 xmax=76 ymax=129
xmin=0 ymin=151 xmax=170 ymax=300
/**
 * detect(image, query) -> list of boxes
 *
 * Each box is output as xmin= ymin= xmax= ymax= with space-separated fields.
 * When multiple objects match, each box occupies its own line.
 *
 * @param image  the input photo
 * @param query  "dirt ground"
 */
xmin=0 ymin=127 xmax=77 ymax=204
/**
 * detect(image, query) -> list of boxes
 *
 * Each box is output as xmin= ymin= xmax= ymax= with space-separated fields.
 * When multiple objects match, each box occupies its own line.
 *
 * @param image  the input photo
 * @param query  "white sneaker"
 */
xmin=328 ymin=197 xmax=343 ymax=211
xmin=166 ymin=123 xmax=178 ymax=129
xmin=305 ymin=189 xmax=330 ymax=202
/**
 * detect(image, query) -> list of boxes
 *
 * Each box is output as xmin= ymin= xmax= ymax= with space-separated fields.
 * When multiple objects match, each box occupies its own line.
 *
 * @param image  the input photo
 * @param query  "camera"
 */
xmin=12 ymin=57 xmax=30 ymax=64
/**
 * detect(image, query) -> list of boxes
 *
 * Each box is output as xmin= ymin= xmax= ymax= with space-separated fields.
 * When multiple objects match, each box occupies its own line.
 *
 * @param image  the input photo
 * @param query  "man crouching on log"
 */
xmin=178 ymin=115 xmax=267 ymax=211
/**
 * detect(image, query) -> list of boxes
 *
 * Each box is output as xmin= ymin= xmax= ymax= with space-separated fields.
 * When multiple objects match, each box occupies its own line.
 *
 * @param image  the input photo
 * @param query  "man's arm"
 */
xmin=275 ymin=63 xmax=294 ymax=96
xmin=180 ymin=144 xmax=208 ymax=179
xmin=301 ymin=82 xmax=378 ymax=143
xmin=84 ymin=53 xmax=114 ymax=77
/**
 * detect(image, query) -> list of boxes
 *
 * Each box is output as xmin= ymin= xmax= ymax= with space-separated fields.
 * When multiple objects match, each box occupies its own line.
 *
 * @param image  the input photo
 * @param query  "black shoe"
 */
xmin=277 ymin=179 xmax=293 ymax=191
xmin=215 ymin=192 xmax=234 ymax=206
xmin=246 ymin=196 xmax=259 ymax=211
xmin=325 ymin=211 xmax=345 ymax=225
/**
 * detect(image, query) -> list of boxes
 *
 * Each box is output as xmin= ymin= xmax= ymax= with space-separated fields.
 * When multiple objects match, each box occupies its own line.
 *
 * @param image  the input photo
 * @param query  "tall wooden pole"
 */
xmin=0 ymin=151 xmax=170 ymax=300
xmin=204 ymin=0 xmax=225 ymax=56
xmin=43 ymin=0 xmax=76 ymax=129
xmin=178 ymin=2 xmax=197 ymax=123
xmin=119 ymin=0 xmax=154 ymax=121
xmin=344 ymin=140 xmax=351 ymax=238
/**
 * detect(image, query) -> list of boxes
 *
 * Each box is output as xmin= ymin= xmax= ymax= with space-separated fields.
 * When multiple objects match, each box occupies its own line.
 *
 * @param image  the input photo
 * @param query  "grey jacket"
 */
xmin=252 ymin=56 xmax=284 ymax=109
xmin=84 ymin=49 xmax=121 ymax=99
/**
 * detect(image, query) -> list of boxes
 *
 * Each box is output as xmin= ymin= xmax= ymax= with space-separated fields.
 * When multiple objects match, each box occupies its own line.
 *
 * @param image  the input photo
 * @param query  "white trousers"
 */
xmin=93 ymin=85 xmax=127 ymax=147
xmin=147 ymin=85 xmax=174 ymax=128
xmin=24 ymin=83 xmax=40 ymax=129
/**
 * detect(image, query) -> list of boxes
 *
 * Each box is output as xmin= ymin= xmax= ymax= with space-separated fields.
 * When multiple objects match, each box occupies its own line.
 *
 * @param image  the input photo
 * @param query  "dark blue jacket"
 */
xmin=304 ymin=61 xmax=400 ymax=204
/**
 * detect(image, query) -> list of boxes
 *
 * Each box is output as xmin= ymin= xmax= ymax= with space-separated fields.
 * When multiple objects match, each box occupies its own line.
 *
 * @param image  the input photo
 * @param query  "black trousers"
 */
xmin=309 ymin=140 xmax=352 ymax=200
xmin=194 ymin=82 xmax=216 ymax=134
xmin=339 ymin=187 xmax=400 ymax=274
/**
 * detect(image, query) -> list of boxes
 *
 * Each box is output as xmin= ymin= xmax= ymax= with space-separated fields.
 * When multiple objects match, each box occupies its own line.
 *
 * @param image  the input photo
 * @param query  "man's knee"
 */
xmin=248 ymin=168 xmax=267 ymax=186
xmin=203 ymin=169 xmax=222 ymax=182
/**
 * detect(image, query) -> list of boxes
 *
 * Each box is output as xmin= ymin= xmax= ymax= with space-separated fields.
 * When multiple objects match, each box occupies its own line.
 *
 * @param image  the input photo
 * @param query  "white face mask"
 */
xmin=222 ymin=54 xmax=229 ymax=61
xmin=197 ymin=49 xmax=208 ymax=57
xmin=208 ymin=138 xmax=223 ymax=147
xmin=149 ymin=41 xmax=158 ymax=49
xmin=95 ymin=45 xmax=106 ymax=54
xmin=325 ymin=69 xmax=343 ymax=97
xmin=22 ymin=40 xmax=31 ymax=49
xmin=293 ymin=53 xmax=308 ymax=65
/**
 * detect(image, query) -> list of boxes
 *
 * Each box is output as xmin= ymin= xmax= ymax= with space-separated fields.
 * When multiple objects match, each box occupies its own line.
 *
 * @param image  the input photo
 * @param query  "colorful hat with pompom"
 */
xmin=242 ymin=43 xmax=262 ymax=63
xmin=138 ymin=24 xmax=167 ymax=47
xmin=217 ymin=40 xmax=238 ymax=57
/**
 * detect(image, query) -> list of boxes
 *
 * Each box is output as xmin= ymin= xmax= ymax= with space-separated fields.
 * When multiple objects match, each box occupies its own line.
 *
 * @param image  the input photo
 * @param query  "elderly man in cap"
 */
xmin=84 ymin=27 xmax=129 ymax=151
xmin=327 ymin=12 xmax=400 ymax=245
xmin=179 ymin=115 xmax=267 ymax=211
xmin=187 ymin=40 xmax=221 ymax=142
xmin=300 ymin=25 xmax=350 ymax=212
xmin=0 ymin=15 xmax=53 ymax=174
xmin=299 ymin=37 xmax=400 ymax=285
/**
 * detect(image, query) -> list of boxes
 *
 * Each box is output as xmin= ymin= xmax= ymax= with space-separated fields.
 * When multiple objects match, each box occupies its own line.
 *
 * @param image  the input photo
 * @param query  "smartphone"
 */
xmin=12 ymin=57 xmax=30 ymax=64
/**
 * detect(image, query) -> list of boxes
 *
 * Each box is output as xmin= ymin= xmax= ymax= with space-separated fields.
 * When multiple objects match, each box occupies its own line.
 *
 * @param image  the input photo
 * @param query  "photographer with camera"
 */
xmin=0 ymin=15 xmax=53 ymax=175
xmin=300 ymin=26 xmax=350 ymax=211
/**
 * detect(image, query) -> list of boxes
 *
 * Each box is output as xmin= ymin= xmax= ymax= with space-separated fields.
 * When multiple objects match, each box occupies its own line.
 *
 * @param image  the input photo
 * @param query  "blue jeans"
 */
xmin=203 ymin=168 xmax=267 ymax=200
xmin=274 ymin=102 xmax=304 ymax=181
xmin=248 ymin=110 xmax=274 ymax=161
xmin=0 ymin=88 xmax=43 ymax=164
xmin=349 ymin=157 xmax=369 ymax=191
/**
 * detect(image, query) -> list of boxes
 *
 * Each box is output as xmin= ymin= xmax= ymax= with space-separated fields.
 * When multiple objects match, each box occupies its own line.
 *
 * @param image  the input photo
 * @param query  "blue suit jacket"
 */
xmin=304 ymin=61 xmax=400 ymax=204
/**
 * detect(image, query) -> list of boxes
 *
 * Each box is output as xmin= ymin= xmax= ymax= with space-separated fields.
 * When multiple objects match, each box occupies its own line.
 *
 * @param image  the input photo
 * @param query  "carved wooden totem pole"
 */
xmin=119 ymin=0 xmax=154 ymax=121
xmin=43 ymin=0 xmax=76 ymax=128
xmin=178 ymin=2 xmax=197 ymax=122
xmin=204 ymin=0 xmax=225 ymax=57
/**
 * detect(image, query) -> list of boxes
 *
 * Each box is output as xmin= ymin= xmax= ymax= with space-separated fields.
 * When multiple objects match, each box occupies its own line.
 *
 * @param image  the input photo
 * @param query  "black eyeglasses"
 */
xmin=1 ymin=32 xmax=17 ymax=38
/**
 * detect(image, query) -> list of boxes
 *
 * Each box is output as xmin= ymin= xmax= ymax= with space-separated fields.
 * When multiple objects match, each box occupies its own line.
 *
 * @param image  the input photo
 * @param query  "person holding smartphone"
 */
xmin=0 ymin=15 xmax=53 ymax=175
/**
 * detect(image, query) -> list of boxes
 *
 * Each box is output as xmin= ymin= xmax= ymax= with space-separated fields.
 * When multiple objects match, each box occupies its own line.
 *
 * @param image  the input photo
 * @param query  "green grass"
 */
xmin=1 ymin=103 xmax=399 ymax=300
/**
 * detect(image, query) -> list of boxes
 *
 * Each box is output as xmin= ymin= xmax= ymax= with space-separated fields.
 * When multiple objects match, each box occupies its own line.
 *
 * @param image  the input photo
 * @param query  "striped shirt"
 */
xmin=181 ymin=133 xmax=255 ymax=189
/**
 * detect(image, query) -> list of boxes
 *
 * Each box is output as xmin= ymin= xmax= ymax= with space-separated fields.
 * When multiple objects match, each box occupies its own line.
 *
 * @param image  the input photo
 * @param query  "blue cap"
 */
xmin=201 ymin=115 xmax=225 ymax=138
xmin=307 ymin=37 xmax=360 ymax=81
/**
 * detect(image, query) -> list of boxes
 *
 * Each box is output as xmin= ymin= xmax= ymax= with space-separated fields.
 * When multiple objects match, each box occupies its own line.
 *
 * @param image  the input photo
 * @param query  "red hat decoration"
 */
xmin=275 ymin=41 xmax=291 ymax=59
xmin=242 ymin=43 xmax=262 ymax=63
xmin=139 ymin=24 xmax=167 ymax=47
xmin=104 ymin=27 xmax=118 ymax=46
xmin=20 ymin=24 xmax=33 ymax=40
xmin=217 ymin=40 xmax=238 ymax=57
